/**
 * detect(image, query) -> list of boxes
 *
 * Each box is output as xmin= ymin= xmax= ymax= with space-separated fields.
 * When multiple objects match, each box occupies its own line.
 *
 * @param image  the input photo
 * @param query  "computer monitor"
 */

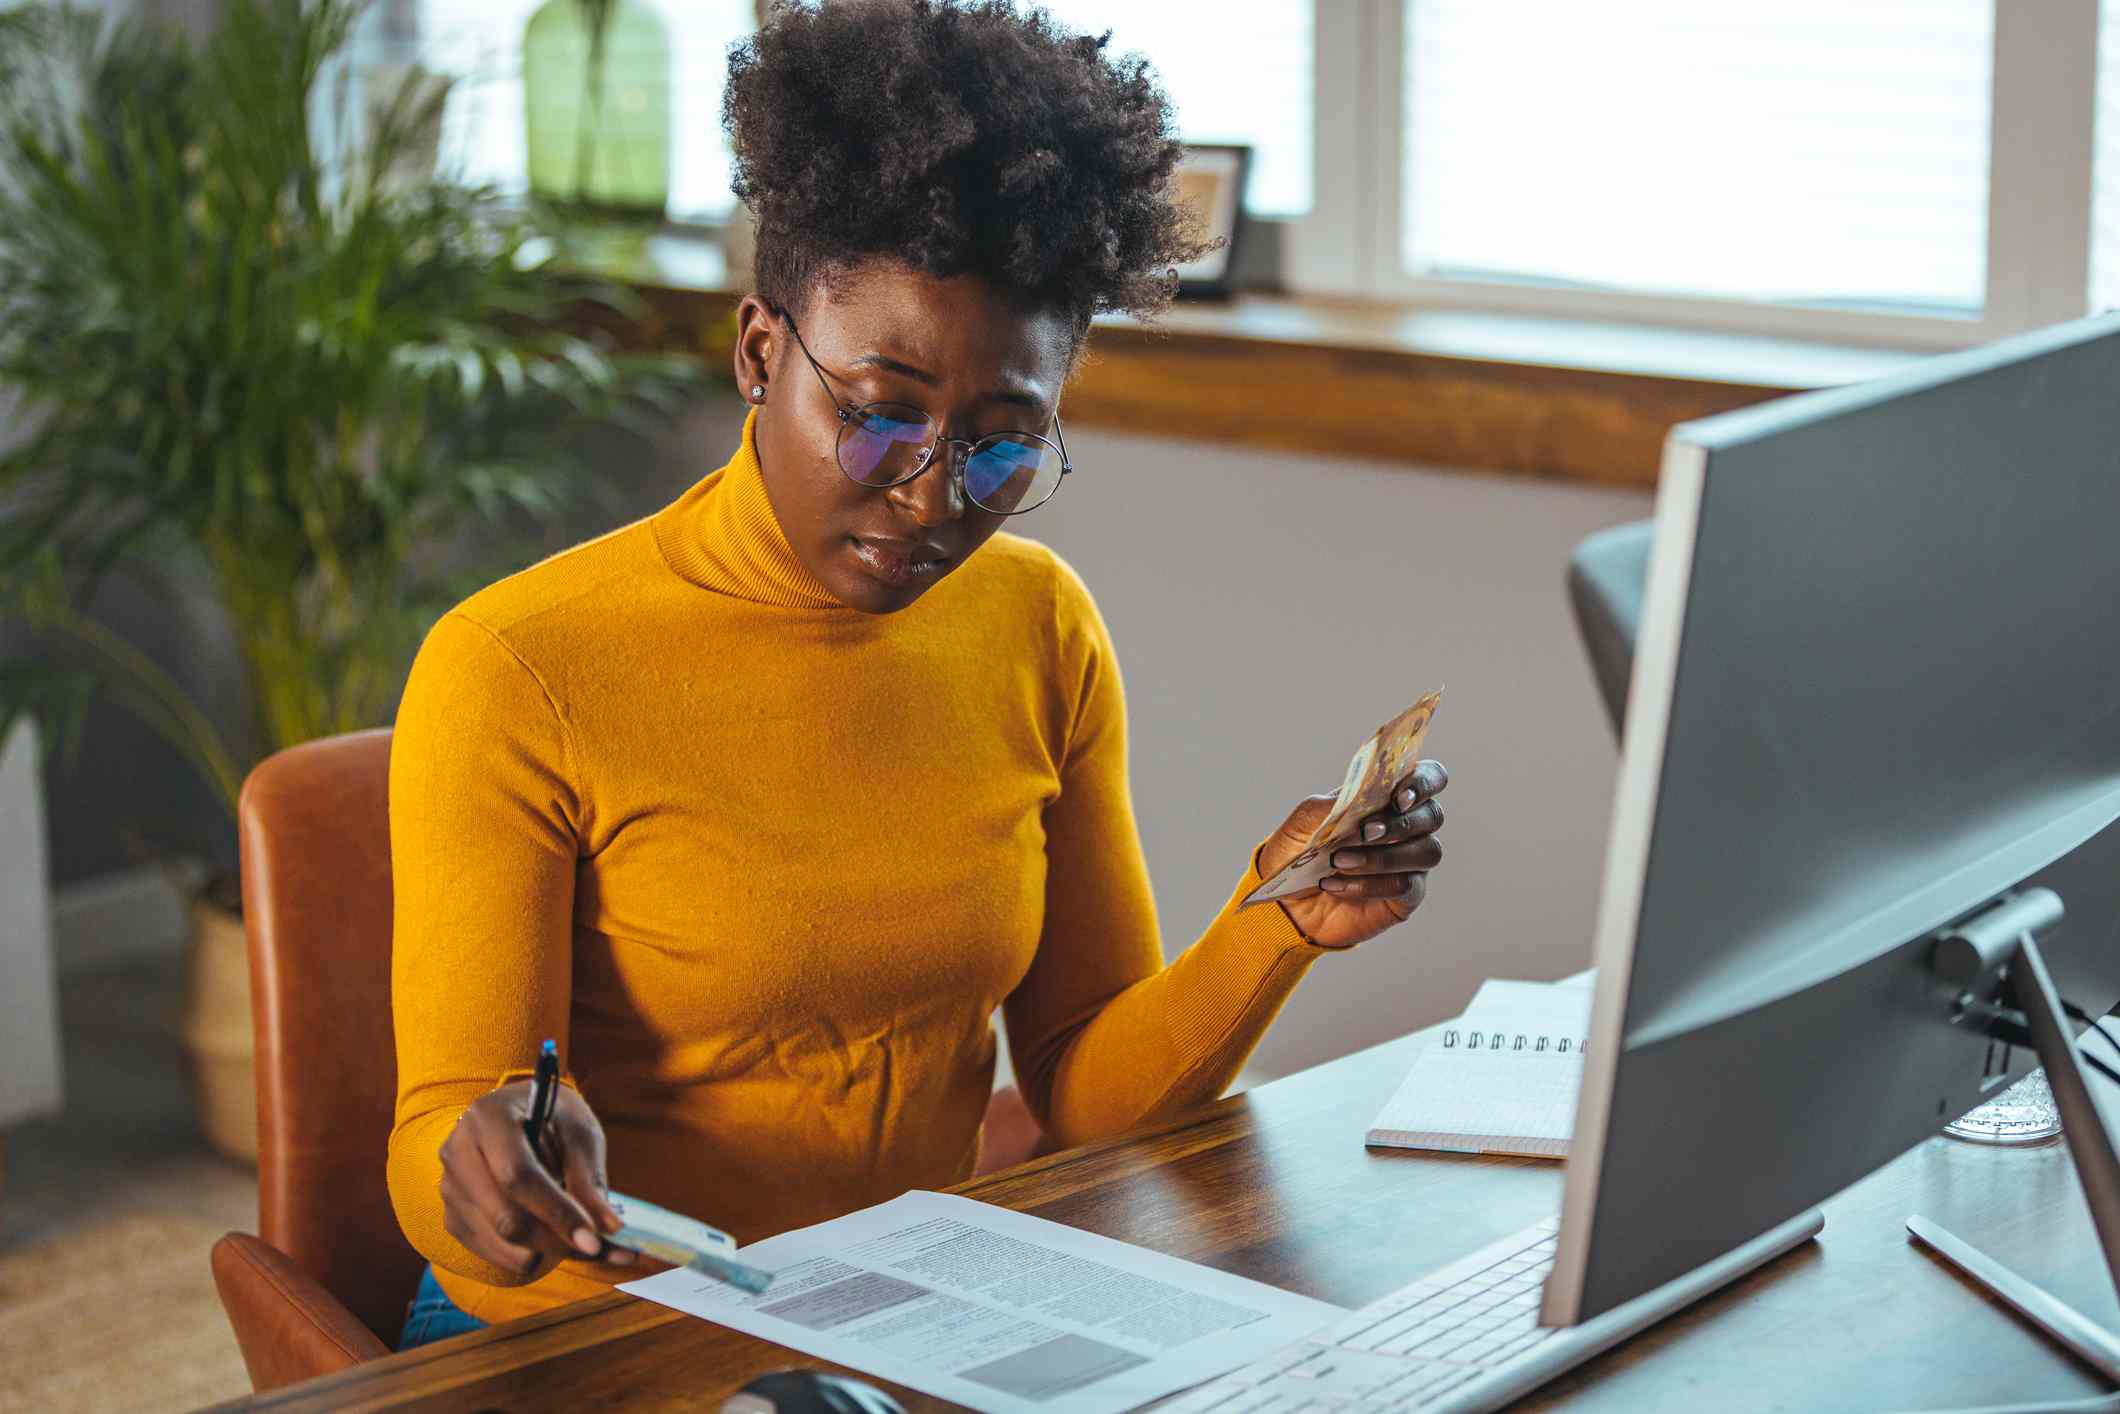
xmin=1544 ymin=311 xmax=2120 ymax=1330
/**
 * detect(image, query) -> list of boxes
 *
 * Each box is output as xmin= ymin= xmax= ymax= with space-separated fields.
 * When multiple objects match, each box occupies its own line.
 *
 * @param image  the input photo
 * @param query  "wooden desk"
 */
xmin=215 ymin=1033 xmax=2120 ymax=1412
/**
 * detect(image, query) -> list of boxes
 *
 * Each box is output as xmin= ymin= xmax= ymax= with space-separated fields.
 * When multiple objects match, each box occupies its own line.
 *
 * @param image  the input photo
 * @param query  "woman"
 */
xmin=387 ymin=0 xmax=1448 ymax=1348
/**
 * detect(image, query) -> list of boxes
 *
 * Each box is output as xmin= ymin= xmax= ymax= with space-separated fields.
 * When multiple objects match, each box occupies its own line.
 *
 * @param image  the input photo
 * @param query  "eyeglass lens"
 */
xmin=839 ymin=404 xmax=1064 ymax=514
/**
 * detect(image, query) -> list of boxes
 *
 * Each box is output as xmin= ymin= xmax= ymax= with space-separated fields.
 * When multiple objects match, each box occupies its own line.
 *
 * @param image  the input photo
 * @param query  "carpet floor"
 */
xmin=0 ymin=1211 xmax=251 ymax=1413
xmin=0 ymin=957 xmax=259 ymax=1413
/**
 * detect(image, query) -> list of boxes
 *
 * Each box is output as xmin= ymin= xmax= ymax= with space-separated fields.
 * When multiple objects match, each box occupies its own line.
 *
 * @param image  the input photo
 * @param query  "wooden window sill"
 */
xmin=603 ymin=233 xmax=1929 ymax=489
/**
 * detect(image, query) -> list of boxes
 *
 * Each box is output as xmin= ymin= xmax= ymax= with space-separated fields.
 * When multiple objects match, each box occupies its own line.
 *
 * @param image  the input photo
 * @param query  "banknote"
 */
xmin=1241 ymin=688 xmax=1443 ymax=908
xmin=607 ymin=1191 xmax=774 ymax=1294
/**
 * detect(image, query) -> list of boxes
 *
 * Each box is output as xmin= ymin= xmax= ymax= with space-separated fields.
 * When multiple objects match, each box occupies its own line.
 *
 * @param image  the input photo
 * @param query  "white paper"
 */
xmin=621 ymin=1191 xmax=1345 ymax=1414
xmin=1365 ymin=978 xmax=1594 ymax=1158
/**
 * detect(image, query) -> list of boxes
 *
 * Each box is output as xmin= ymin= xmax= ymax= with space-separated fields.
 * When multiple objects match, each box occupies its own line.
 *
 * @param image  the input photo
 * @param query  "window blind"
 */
xmin=1402 ymin=0 xmax=1993 ymax=312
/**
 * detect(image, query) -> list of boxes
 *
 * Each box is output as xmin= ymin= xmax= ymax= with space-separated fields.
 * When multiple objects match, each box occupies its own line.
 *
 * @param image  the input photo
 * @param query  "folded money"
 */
xmin=1242 ymin=688 xmax=1443 ymax=909
xmin=607 ymin=1191 xmax=774 ymax=1294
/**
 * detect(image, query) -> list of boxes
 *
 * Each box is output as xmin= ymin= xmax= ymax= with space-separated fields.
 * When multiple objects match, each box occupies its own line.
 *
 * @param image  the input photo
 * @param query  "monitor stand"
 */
xmin=1911 ymin=889 xmax=2120 ymax=1408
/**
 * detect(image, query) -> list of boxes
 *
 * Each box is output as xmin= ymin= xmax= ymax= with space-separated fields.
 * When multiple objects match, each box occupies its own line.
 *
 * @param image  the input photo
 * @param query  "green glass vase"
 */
xmin=523 ymin=0 xmax=671 ymax=222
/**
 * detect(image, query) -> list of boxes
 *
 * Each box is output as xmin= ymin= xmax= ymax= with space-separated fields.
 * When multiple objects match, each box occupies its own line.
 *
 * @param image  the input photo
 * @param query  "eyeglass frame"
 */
xmin=774 ymin=308 xmax=1074 ymax=516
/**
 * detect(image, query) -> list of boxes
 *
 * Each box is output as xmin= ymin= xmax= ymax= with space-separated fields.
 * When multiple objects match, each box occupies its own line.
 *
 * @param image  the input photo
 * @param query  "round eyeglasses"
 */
xmin=779 ymin=314 xmax=1073 ymax=516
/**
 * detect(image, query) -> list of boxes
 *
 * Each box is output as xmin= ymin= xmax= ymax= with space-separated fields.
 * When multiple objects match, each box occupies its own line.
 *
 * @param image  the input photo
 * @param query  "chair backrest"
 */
xmin=1565 ymin=519 xmax=1654 ymax=743
xmin=238 ymin=727 xmax=423 ymax=1346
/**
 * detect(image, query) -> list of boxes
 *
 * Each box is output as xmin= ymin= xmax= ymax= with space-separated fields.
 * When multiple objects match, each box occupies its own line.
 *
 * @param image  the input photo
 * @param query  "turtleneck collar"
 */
xmin=653 ymin=409 xmax=849 ymax=610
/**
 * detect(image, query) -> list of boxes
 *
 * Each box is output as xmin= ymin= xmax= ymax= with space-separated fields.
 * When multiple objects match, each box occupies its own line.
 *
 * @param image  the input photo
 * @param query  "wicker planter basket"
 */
xmin=179 ymin=881 xmax=256 ymax=1163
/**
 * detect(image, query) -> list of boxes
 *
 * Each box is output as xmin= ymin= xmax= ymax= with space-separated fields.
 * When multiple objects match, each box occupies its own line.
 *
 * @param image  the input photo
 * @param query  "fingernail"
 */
xmin=1362 ymin=821 xmax=1385 ymax=842
xmin=574 ymin=1227 xmax=601 ymax=1255
xmin=1398 ymin=787 xmax=1416 ymax=809
xmin=1333 ymin=850 xmax=1362 ymax=869
xmin=1320 ymin=877 xmax=1346 ymax=892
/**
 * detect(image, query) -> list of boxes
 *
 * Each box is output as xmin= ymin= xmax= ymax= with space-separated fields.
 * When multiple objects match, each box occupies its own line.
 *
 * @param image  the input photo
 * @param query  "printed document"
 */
xmin=621 ymin=1190 xmax=1345 ymax=1414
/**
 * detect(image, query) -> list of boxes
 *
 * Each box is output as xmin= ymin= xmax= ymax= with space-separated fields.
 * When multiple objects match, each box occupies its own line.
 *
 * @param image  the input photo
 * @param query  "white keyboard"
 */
xmin=1162 ymin=1204 xmax=1829 ymax=1414
xmin=1160 ymin=1219 xmax=1565 ymax=1414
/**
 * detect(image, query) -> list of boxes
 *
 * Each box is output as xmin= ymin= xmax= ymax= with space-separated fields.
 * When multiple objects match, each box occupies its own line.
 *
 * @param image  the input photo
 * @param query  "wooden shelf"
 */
xmin=605 ymin=233 xmax=1931 ymax=489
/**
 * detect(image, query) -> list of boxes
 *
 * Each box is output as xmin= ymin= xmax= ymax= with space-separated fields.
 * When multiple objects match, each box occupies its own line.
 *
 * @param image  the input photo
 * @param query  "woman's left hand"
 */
xmin=1256 ymin=760 xmax=1448 ymax=950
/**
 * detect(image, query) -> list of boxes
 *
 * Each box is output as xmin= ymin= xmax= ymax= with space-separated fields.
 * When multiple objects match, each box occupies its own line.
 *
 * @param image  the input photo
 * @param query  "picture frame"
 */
xmin=1171 ymin=143 xmax=1252 ymax=299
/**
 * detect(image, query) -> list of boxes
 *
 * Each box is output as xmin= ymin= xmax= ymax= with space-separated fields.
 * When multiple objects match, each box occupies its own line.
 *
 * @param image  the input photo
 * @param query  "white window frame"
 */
xmin=1284 ymin=0 xmax=2100 ymax=351
xmin=1279 ymin=0 xmax=1368 ymax=291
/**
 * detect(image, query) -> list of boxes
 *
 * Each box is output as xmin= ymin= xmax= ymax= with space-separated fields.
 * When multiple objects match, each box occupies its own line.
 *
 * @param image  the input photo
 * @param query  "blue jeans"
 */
xmin=397 ymin=1264 xmax=488 ymax=1350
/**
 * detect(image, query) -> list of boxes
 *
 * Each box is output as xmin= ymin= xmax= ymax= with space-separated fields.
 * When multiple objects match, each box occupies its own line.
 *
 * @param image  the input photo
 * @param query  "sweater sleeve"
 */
xmin=1001 ymin=561 xmax=1327 ymax=1147
xmin=386 ymin=611 xmax=586 ymax=1287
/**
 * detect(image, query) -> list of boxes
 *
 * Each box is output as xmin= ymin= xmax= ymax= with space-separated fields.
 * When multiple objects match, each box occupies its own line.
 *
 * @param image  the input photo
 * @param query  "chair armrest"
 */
xmin=211 ymin=1232 xmax=391 ymax=1392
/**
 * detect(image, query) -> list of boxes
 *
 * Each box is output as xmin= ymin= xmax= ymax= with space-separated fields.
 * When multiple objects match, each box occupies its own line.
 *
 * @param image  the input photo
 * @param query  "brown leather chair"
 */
xmin=214 ymin=728 xmax=413 ymax=1391
xmin=213 ymin=727 xmax=1047 ymax=1393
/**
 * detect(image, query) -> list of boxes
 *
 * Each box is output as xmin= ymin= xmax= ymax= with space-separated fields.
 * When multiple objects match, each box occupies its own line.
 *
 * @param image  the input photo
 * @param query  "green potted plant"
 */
xmin=0 ymin=0 xmax=699 ymax=1158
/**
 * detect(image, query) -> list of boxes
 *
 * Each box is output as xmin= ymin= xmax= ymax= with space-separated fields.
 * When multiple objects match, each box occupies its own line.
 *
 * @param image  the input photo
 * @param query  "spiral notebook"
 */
xmin=1365 ymin=978 xmax=1595 ymax=1159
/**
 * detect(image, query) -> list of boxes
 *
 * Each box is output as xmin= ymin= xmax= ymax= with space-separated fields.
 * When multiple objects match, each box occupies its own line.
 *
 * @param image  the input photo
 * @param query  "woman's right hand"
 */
xmin=437 ymin=1080 xmax=633 ymax=1284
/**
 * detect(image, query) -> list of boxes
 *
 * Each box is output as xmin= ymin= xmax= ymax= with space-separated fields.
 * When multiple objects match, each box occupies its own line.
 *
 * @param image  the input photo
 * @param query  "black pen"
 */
xmin=516 ymin=1036 xmax=771 ymax=1292
xmin=522 ymin=1037 xmax=560 ymax=1169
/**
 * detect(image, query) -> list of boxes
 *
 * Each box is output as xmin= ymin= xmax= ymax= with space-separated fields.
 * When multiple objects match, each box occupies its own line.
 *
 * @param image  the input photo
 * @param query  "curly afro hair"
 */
xmin=724 ymin=0 xmax=1213 ymax=336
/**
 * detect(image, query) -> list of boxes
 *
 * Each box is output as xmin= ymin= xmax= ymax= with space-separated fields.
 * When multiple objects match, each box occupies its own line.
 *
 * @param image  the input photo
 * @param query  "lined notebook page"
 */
xmin=1365 ymin=979 xmax=1594 ymax=1159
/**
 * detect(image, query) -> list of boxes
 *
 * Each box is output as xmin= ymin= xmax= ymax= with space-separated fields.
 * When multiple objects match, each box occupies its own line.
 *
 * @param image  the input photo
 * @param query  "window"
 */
xmin=1034 ymin=0 xmax=1314 ymax=218
xmin=407 ymin=1 xmax=1312 ymax=223
xmin=1399 ymin=0 xmax=1993 ymax=315
xmin=389 ymin=2 xmax=2120 ymax=350
xmin=413 ymin=0 xmax=753 ymax=223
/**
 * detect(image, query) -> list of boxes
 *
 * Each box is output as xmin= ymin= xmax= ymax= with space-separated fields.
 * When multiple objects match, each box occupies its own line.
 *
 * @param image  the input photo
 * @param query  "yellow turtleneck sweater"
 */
xmin=387 ymin=412 xmax=1325 ymax=1324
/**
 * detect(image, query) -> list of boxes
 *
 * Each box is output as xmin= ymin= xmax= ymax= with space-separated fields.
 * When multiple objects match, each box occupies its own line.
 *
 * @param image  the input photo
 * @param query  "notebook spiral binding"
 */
xmin=1439 ymin=1027 xmax=1592 ymax=1057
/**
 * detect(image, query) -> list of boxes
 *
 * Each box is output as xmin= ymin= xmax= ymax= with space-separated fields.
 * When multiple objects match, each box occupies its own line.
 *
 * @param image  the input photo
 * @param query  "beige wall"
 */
xmin=1024 ymin=426 xmax=1654 ymax=1078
